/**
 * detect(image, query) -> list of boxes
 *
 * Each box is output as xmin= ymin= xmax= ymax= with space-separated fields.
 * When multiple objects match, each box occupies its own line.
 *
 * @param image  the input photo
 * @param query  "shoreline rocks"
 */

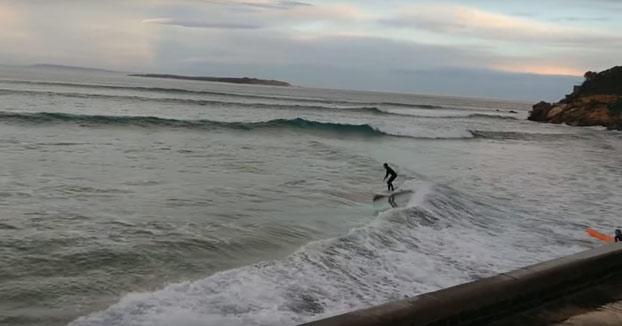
xmin=528 ymin=66 xmax=622 ymax=130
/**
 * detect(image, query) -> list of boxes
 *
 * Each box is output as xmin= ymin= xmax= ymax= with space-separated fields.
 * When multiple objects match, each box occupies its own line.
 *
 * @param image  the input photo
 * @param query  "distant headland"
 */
xmin=529 ymin=66 xmax=622 ymax=130
xmin=129 ymin=74 xmax=292 ymax=87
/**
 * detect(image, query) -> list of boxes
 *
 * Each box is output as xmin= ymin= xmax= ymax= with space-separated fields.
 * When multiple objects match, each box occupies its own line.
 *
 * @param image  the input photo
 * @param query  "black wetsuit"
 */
xmin=384 ymin=166 xmax=397 ymax=191
xmin=615 ymin=233 xmax=622 ymax=242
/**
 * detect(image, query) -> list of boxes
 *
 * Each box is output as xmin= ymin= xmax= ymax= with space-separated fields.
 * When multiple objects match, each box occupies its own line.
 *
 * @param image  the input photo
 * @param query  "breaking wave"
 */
xmin=67 ymin=181 xmax=552 ymax=326
xmin=0 ymin=112 xmax=478 ymax=139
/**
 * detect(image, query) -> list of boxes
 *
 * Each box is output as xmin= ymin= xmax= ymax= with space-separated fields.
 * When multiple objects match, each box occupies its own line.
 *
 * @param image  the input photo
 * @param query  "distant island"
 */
xmin=529 ymin=66 xmax=622 ymax=130
xmin=129 ymin=74 xmax=292 ymax=87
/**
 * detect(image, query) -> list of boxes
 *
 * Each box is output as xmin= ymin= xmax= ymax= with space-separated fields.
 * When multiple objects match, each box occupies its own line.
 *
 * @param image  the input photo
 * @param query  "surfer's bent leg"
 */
xmin=388 ymin=175 xmax=396 ymax=191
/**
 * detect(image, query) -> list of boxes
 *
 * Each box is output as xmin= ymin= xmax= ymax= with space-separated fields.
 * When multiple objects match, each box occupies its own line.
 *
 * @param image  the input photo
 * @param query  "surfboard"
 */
xmin=586 ymin=228 xmax=614 ymax=243
xmin=372 ymin=189 xmax=412 ymax=201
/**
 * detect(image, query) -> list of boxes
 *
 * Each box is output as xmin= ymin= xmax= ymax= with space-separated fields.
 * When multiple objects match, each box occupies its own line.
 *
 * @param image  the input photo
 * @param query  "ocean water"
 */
xmin=0 ymin=66 xmax=620 ymax=326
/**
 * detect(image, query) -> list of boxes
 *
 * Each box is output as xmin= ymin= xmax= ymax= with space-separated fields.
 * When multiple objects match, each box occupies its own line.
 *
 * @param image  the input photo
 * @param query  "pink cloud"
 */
xmin=493 ymin=64 xmax=584 ymax=76
xmin=0 ymin=5 xmax=22 ymax=30
xmin=387 ymin=4 xmax=622 ymax=45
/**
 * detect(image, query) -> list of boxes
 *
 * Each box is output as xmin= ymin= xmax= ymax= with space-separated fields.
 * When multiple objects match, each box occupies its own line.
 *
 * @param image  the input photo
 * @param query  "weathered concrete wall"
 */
xmin=300 ymin=243 xmax=622 ymax=326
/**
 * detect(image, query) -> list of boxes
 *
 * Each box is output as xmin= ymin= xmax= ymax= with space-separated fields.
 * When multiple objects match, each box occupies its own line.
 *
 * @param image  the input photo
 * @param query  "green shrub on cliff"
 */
xmin=577 ymin=66 xmax=622 ymax=96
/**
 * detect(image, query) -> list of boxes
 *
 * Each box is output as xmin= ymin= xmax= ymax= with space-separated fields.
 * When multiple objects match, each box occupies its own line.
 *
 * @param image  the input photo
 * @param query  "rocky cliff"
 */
xmin=529 ymin=66 xmax=622 ymax=130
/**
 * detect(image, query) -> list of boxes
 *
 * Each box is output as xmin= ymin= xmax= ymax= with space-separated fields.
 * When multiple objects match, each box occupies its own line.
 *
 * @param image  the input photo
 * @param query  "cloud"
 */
xmin=385 ymin=67 xmax=581 ymax=100
xmin=382 ymin=4 xmax=622 ymax=46
xmin=0 ymin=4 xmax=25 ymax=33
xmin=142 ymin=17 xmax=263 ymax=29
xmin=0 ymin=5 xmax=13 ymax=23
xmin=552 ymin=16 xmax=610 ymax=22
xmin=492 ymin=64 xmax=584 ymax=76
xmin=273 ymin=3 xmax=367 ymax=20
xmin=0 ymin=2 xmax=156 ymax=69
xmin=134 ymin=0 xmax=310 ymax=9
xmin=140 ymin=1 xmax=365 ymax=32
xmin=221 ymin=0 xmax=312 ymax=10
xmin=148 ymin=31 xmax=499 ymax=74
xmin=150 ymin=0 xmax=312 ymax=13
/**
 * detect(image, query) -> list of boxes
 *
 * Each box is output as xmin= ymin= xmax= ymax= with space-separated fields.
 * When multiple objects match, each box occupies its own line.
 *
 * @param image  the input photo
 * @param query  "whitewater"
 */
xmin=0 ymin=66 xmax=620 ymax=326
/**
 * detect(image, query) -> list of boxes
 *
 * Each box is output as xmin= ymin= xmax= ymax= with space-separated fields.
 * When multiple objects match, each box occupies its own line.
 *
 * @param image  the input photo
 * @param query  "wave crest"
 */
xmin=68 ymin=181 xmax=540 ymax=326
xmin=0 ymin=112 xmax=477 ymax=140
xmin=0 ymin=112 xmax=388 ymax=136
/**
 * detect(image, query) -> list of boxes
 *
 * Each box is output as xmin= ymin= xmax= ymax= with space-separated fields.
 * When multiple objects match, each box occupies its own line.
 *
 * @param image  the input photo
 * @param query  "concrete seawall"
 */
xmin=300 ymin=243 xmax=622 ymax=326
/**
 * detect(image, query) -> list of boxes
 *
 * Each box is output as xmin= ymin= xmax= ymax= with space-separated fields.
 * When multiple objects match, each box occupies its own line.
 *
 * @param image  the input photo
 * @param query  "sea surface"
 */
xmin=0 ymin=66 xmax=620 ymax=326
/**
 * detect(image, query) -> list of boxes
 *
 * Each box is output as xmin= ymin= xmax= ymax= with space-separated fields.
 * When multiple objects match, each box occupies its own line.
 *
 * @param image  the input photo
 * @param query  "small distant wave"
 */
xmin=0 ymin=81 xmax=473 ymax=113
xmin=470 ymin=130 xmax=582 ymax=141
xmin=0 ymin=222 xmax=19 ymax=230
xmin=375 ymin=107 xmax=520 ymax=120
xmin=0 ymin=88 xmax=387 ymax=114
xmin=378 ymin=102 xmax=444 ymax=109
xmin=466 ymin=113 xmax=519 ymax=120
xmin=0 ymin=88 xmax=521 ymax=122
xmin=0 ymin=111 xmax=476 ymax=139
xmin=0 ymin=80 xmax=377 ymax=106
xmin=0 ymin=80 xmax=299 ymax=100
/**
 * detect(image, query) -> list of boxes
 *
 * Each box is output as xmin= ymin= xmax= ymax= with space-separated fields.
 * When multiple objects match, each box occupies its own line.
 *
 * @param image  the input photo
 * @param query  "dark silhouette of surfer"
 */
xmin=615 ymin=229 xmax=622 ymax=242
xmin=383 ymin=163 xmax=397 ymax=191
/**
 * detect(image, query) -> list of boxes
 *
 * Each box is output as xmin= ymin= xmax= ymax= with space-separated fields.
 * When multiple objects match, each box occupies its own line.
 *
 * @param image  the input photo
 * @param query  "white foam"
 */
xmin=585 ymin=125 xmax=608 ymax=131
xmin=70 ymin=182 xmax=583 ymax=326
xmin=378 ymin=127 xmax=474 ymax=139
xmin=402 ymin=181 xmax=434 ymax=207
xmin=379 ymin=107 xmax=517 ymax=119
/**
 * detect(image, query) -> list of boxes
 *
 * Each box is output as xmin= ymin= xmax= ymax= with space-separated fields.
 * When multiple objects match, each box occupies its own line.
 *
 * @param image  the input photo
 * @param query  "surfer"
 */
xmin=615 ymin=229 xmax=622 ymax=242
xmin=383 ymin=163 xmax=397 ymax=191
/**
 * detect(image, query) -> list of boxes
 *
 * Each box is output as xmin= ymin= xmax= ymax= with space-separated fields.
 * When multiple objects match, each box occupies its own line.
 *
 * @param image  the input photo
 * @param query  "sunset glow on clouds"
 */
xmin=493 ymin=64 xmax=586 ymax=77
xmin=0 ymin=0 xmax=620 ymax=99
xmin=386 ymin=4 xmax=622 ymax=46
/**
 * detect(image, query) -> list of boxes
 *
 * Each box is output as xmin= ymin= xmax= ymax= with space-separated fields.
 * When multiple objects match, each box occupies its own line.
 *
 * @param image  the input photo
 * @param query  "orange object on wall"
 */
xmin=586 ymin=228 xmax=615 ymax=243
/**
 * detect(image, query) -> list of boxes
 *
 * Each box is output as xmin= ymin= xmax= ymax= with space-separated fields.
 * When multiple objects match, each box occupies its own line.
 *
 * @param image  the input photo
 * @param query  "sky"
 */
xmin=0 ymin=0 xmax=621 ymax=100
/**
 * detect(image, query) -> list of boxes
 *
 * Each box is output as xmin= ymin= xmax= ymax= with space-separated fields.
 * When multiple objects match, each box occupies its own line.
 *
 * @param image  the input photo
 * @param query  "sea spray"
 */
xmin=69 ymin=181 xmax=566 ymax=326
